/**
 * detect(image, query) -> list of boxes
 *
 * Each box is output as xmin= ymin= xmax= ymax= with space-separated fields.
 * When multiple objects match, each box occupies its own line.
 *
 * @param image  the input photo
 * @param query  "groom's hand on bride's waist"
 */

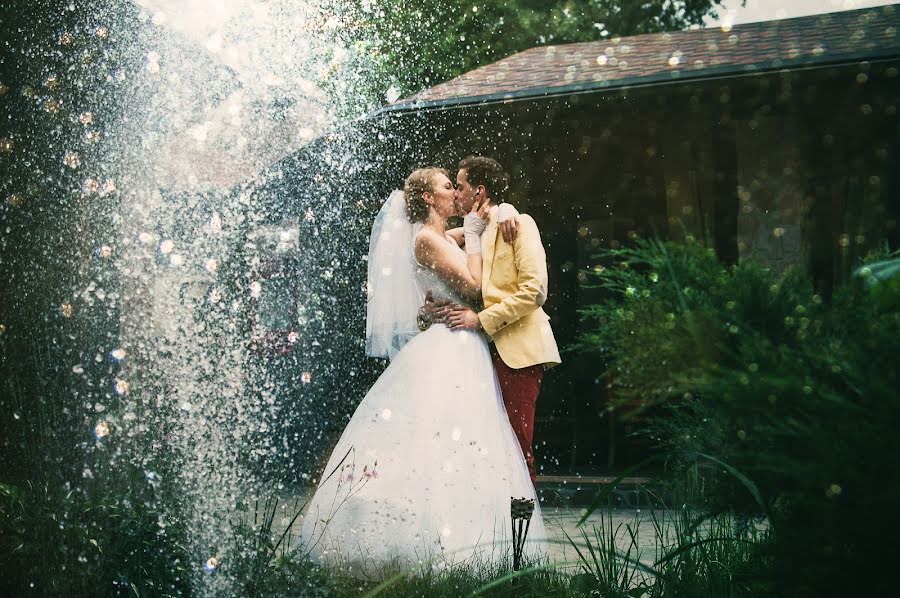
xmin=447 ymin=307 xmax=482 ymax=332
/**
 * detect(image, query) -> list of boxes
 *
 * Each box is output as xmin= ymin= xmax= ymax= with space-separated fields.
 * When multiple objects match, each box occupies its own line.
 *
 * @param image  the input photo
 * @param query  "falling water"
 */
xmin=1 ymin=0 xmax=387 ymax=594
xmin=116 ymin=3 xmax=343 ymax=593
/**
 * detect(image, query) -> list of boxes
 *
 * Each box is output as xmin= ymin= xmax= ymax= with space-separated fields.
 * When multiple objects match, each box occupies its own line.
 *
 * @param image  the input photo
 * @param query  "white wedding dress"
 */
xmin=298 ymin=234 xmax=547 ymax=573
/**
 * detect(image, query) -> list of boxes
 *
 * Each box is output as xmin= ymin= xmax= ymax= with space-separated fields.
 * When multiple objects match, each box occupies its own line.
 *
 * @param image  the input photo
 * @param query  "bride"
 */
xmin=298 ymin=167 xmax=546 ymax=573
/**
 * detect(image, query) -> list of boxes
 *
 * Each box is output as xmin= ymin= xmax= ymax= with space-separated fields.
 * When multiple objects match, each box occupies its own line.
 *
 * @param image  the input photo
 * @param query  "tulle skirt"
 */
xmin=298 ymin=324 xmax=547 ymax=574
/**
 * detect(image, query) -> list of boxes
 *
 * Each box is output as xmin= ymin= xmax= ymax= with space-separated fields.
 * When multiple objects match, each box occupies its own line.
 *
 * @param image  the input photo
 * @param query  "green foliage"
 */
xmin=577 ymin=239 xmax=900 ymax=596
xmin=0 ymin=475 xmax=190 ymax=596
xmin=236 ymin=548 xmax=570 ymax=597
xmin=646 ymin=509 xmax=771 ymax=598
xmin=362 ymin=561 xmax=571 ymax=597
xmin=566 ymin=512 xmax=649 ymax=597
xmin=327 ymin=0 xmax=733 ymax=108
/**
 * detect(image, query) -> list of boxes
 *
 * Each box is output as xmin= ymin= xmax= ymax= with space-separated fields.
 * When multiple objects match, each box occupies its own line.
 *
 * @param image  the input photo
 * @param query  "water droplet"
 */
xmin=63 ymin=152 xmax=81 ymax=168
xmin=385 ymin=85 xmax=400 ymax=103
xmin=94 ymin=421 xmax=110 ymax=438
xmin=206 ymin=32 xmax=223 ymax=53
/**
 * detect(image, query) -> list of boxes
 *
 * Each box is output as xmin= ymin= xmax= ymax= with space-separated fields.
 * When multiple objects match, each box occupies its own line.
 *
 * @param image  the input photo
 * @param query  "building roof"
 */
xmin=385 ymin=3 xmax=900 ymax=113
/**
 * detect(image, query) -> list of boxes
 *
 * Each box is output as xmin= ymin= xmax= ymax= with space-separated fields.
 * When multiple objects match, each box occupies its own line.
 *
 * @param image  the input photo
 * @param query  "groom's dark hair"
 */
xmin=458 ymin=156 xmax=510 ymax=203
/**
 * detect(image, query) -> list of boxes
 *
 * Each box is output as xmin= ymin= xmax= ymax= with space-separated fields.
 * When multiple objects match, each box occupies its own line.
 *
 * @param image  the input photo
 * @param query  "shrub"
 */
xmin=576 ymin=239 xmax=900 ymax=596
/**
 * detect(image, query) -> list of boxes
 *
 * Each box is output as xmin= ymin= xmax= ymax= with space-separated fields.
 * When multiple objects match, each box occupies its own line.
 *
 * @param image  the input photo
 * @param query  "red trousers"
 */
xmin=491 ymin=346 xmax=544 ymax=484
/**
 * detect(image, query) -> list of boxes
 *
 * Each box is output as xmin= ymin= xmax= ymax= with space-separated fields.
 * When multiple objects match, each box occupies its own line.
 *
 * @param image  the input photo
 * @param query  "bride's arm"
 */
xmin=445 ymin=227 xmax=464 ymax=247
xmin=446 ymin=201 xmax=519 ymax=248
xmin=415 ymin=229 xmax=482 ymax=301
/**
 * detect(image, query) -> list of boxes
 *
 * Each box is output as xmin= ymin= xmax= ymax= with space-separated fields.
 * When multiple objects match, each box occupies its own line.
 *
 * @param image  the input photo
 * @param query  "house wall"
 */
xmin=380 ymin=57 xmax=900 ymax=473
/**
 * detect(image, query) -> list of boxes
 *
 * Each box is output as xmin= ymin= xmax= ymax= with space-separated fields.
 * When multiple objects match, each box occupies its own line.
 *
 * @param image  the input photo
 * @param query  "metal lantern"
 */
xmin=510 ymin=497 xmax=535 ymax=571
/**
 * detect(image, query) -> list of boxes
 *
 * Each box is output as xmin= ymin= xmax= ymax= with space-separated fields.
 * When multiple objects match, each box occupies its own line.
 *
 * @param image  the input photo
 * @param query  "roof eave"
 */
xmin=371 ymin=47 xmax=900 ymax=117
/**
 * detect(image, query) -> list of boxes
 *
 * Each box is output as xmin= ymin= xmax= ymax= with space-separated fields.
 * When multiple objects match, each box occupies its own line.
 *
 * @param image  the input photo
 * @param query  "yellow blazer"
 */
xmin=477 ymin=208 xmax=561 ymax=369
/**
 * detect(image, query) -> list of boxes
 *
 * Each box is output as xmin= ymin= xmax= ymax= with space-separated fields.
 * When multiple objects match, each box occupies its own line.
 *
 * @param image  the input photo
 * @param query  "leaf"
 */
xmin=577 ymin=454 xmax=662 ymax=527
xmin=467 ymin=563 xmax=574 ymax=597
xmin=653 ymin=536 xmax=755 ymax=569
xmin=696 ymin=453 xmax=773 ymax=523
xmin=0 ymin=482 xmax=22 ymax=503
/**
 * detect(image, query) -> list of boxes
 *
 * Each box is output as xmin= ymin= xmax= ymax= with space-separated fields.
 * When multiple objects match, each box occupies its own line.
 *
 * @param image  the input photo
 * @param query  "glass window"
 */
xmin=255 ymin=274 xmax=294 ymax=332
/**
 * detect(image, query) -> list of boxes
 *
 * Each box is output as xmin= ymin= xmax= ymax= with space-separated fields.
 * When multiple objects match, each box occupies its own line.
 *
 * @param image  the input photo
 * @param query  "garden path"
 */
xmin=283 ymin=497 xmax=665 ymax=572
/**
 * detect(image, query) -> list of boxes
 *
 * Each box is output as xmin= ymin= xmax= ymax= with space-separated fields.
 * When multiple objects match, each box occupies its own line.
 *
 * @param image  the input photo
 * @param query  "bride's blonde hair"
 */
xmin=403 ymin=167 xmax=450 ymax=223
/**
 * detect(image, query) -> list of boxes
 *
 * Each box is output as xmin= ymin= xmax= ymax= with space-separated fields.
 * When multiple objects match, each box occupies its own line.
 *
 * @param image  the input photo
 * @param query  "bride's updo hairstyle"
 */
xmin=404 ymin=167 xmax=450 ymax=223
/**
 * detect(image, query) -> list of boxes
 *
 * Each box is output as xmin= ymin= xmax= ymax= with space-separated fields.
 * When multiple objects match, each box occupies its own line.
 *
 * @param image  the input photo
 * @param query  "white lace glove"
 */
xmin=463 ymin=212 xmax=487 ymax=255
xmin=497 ymin=202 xmax=519 ymax=222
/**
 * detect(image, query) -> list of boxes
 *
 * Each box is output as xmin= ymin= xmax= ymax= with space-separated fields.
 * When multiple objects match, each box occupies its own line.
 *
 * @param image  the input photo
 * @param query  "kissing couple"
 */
xmin=299 ymin=156 xmax=561 ymax=574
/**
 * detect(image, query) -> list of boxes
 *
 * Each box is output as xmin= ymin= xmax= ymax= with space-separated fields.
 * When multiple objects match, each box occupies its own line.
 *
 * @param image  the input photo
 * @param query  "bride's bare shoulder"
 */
xmin=415 ymin=228 xmax=449 ymax=263
xmin=415 ymin=227 xmax=441 ymax=246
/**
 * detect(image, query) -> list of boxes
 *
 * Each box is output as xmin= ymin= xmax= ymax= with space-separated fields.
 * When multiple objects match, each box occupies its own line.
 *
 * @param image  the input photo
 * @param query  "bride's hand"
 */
xmin=498 ymin=203 xmax=519 ymax=244
xmin=473 ymin=193 xmax=491 ymax=220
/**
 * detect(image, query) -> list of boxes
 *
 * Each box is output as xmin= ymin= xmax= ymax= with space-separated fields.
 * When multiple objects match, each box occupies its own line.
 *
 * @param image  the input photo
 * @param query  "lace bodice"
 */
xmin=414 ymin=233 xmax=472 ymax=307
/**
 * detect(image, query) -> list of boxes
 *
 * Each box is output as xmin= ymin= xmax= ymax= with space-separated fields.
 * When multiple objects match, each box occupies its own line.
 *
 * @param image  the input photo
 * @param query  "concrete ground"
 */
xmin=282 ymin=494 xmax=668 ymax=574
xmin=541 ymin=506 xmax=663 ymax=572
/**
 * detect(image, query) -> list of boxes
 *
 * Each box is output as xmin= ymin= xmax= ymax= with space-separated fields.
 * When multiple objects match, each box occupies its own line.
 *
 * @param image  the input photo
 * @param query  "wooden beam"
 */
xmin=536 ymin=475 xmax=655 ymax=485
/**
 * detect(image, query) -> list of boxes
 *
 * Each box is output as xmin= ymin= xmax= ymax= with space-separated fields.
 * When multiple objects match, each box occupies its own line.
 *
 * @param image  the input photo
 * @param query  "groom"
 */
xmin=429 ymin=155 xmax=561 ymax=484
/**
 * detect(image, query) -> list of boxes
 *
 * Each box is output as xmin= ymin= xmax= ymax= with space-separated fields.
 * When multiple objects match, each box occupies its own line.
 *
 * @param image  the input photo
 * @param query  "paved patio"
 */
xmin=281 ymin=494 xmax=668 ymax=574
xmin=541 ymin=506 xmax=663 ymax=572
